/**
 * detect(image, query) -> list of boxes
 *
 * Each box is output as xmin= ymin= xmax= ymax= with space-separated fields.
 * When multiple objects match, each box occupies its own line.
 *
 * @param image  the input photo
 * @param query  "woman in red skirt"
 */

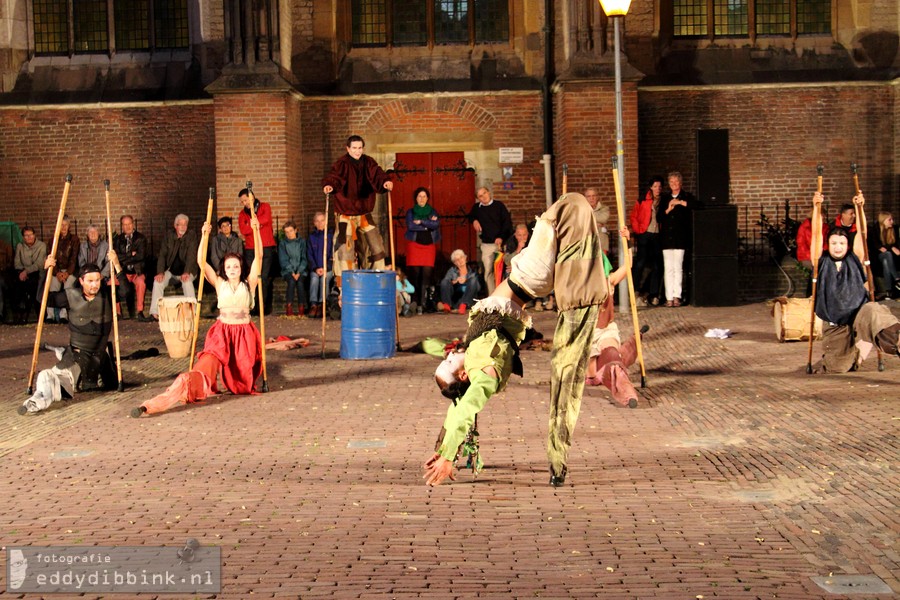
xmin=405 ymin=187 xmax=441 ymax=314
xmin=131 ymin=216 xmax=263 ymax=417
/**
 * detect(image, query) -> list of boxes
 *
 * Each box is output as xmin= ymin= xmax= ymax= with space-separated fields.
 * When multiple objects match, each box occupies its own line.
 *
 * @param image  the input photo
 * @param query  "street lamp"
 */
xmin=599 ymin=0 xmax=631 ymax=312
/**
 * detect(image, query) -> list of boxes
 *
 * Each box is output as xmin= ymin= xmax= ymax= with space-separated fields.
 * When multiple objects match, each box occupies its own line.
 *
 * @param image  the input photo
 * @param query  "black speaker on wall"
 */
xmin=692 ymin=205 xmax=738 ymax=306
xmin=697 ymin=129 xmax=729 ymax=205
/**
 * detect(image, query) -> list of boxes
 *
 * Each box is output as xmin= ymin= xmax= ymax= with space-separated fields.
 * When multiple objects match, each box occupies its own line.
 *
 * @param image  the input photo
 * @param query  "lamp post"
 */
xmin=599 ymin=0 xmax=631 ymax=312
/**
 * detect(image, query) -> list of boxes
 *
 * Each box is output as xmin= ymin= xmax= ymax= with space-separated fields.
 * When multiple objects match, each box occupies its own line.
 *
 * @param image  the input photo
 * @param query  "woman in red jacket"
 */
xmin=628 ymin=176 xmax=664 ymax=306
xmin=238 ymin=188 xmax=277 ymax=315
xmin=795 ymin=204 xmax=827 ymax=296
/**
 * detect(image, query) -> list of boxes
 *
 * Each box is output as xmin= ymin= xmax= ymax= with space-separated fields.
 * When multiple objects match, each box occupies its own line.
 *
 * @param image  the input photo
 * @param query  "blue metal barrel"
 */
xmin=340 ymin=270 xmax=396 ymax=360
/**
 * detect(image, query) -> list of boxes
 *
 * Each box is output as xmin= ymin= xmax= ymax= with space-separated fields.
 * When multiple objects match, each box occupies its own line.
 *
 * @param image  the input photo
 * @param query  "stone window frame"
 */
xmin=344 ymin=0 xmax=512 ymax=49
xmin=27 ymin=0 xmax=191 ymax=59
xmin=664 ymin=0 xmax=834 ymax=44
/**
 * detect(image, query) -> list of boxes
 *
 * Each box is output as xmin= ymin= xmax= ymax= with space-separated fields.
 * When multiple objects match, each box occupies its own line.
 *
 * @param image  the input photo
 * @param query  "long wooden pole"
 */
xmin=321 ymin=193 xmax=330 ymax=358
xmin=387 ymin=190 xmax=401 ymax=351
xmin=189 ymin=188 xmax=215 ymax=370
xmin=246 ymin=182 xmax=269 ymax=392
xmin=612 ymin=157 xmax=647 ymax=387
xmin=27 ymin=174 xmax=73 ymax=395
xmin=103 ymin=180 xmax=124 ymax=391
xmin=561 ymin=164 xmax=568 ymax=195
xmin=851 ymin=164 xmax=884 ymax=372
xmin=806 ymin=165 xmax=824 ymax=374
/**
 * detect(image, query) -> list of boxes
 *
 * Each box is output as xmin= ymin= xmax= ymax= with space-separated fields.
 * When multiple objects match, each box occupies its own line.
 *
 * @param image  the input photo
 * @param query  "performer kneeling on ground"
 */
xmin=20 ymin=255 xmax=126 ymax=415
xmin=132 ymin=217 xmax=263 ymax=417
xmin=424 ymin=192 xmax=607 ymax=487
xmin=813 ymin=192 xmax=899 ymax=372
xmin=585 ymin=227 xmax=646 ymax=409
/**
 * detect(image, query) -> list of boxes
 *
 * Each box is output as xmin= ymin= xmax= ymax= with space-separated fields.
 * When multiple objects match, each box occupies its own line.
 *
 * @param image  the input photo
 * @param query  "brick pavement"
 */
xmin=0 ymin=300 xmax=897 ymax=599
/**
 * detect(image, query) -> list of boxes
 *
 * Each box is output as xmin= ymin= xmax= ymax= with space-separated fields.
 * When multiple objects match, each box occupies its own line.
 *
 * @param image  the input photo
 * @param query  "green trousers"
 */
xmin=547 ymin=304 xmax=600 ymax=475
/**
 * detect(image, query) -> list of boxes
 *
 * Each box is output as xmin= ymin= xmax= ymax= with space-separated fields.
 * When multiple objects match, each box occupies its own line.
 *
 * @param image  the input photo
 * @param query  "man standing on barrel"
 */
xmin=322 ymin=135 xmax=394 ymax=292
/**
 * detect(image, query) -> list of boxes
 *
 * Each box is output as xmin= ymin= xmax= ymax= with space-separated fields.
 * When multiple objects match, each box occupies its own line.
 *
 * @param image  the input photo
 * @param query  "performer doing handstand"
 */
xmin=425 ymin=191 xmax=607 ymax=487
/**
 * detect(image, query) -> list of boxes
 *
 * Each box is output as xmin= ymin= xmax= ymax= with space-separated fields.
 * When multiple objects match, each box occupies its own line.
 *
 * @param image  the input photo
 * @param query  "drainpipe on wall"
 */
xmin=541 ymin=0 xmax=556 ymax=208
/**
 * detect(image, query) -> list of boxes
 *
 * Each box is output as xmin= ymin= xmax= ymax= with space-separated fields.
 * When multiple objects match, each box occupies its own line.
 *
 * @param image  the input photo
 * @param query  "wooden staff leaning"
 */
xmin=806 ymin=165 xmax=825 ymax=374
xmin=387 ymin=190 xmax=401 ymax=351
xmin=246 ymin=181 xmax=269 ymax=392
xmin=561 ymin=163 xmax=568 ymax=195
xmin=322 ymin=193 xmax=330 ymax=358
xmin=612 ymin=157 xmax=648 ymax=388
xmin=27 ymin=174 xmax=73 ymax=395
xmin=189 ymin=188 xmax=215 ymax=371
xmin=103 ymin=180 xmax=124 ymax=391
xmin=851 ymin=164 xmax=885 ymax=372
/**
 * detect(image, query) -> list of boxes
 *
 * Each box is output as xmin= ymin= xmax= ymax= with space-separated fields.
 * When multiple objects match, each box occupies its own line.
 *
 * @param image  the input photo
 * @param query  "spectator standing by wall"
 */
xmin=469 ymin=186 xmax=513 ymax=295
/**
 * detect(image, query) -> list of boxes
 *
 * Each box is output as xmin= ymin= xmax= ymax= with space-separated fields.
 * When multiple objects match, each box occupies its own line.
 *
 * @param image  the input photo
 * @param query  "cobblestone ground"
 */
xmin=0 ymin=300 xmax=897 ymax=599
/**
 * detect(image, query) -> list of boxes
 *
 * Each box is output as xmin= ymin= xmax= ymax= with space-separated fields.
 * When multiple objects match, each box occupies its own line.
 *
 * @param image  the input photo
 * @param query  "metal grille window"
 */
xmin=674 ymin=0 xmax=708 ymax=37
xmin=351 ymin=0 xmax=509 ymax=47
xmin=32 ymin=0 xmax=189 ymax=56
xmin=33 ymin=0 xmax=69 ymax=55
xmin=674 ymin=0 xmax=830 ymax=38
xmin=713 ymin=0 xmax=748 ymax=36
xmin=755 ymin=0 xmax=789 ymax=35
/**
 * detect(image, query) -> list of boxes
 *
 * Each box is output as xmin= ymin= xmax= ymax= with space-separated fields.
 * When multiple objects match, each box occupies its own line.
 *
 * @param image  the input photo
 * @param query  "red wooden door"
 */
xmin=390 ymin=152 xmax=476 ymax=270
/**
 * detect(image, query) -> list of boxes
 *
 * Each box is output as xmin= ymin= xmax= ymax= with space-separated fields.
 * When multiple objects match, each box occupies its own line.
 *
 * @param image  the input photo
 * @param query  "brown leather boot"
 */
xmin=296 ymin=304 xmax=306 ymax=317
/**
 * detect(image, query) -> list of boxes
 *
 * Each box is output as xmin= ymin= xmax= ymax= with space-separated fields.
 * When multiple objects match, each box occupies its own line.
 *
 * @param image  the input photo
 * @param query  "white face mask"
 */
xmin=435 ymin=350 xmax=466 ymax=387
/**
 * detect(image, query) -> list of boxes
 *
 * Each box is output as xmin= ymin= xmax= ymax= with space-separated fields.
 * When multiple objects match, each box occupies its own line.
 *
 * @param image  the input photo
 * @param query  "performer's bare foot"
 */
xmin=423 ymin=453 xmax=456 ymax=486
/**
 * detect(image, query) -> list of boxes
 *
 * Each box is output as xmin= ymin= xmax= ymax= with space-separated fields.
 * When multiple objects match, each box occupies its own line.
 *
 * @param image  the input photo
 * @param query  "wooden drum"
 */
xmin=773 ymin=297 xmax=822 ymax=342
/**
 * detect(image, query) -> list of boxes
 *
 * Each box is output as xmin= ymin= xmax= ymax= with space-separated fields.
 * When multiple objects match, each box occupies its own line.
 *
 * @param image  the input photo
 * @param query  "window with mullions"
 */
xmin=32 ymin=0 xmax=189 ymax=56
xmin=474 ymin=0 xmax=508 ymax=43
xmin=755 ymin=0 xmax=789 ymax=35
xmin=796 ymin=0 xmax=830 ymax=34
xmin=115 ymin=0 xmax=150 ymax=51
xmin=673 ymin=0 xmax=830 ymax=37
xmin=393 ymin=1 xmax=427 ymax=45
xmin=435 ymin=0 xmax=468 ymax=45
xmin=154 ymin=0 xmax=189 ymax=49
xmin=714 ymin=0 xmax=748 ymax=36
xmin=673 ymin=0 xmax=708 ymax=37
xmin=351 ymin=0 xmax=509 ymax=47
xmin=33 ymin=0 xmax=68 ymax=55
xmin=74 ymin=1 xmax=108 ymax=52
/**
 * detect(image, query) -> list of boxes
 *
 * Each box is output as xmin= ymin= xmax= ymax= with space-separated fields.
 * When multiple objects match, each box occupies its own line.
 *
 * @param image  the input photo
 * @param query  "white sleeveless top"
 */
xmin=216 ymin=279 xmax=254 ymax=311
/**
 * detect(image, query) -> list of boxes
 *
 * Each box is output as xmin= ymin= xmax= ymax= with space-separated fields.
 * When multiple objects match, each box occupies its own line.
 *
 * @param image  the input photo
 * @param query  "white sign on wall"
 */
xmin=498 ymin=147 xmax=524 ymax=164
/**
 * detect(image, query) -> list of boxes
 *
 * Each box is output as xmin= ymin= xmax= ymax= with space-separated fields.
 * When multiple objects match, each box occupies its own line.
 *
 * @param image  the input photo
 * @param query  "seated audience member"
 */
xmin=438 ymin=249 xmax=481 ymax=315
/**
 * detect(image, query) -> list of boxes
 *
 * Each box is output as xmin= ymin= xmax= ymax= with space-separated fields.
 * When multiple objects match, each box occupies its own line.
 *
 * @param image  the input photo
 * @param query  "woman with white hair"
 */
xmin=437 ymin=249 xmax=481 ymax=314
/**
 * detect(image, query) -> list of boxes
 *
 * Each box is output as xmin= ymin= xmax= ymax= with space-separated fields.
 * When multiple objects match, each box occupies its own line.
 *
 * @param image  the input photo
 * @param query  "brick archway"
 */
xmin=364 ymin=97 xmax=497 ymax=132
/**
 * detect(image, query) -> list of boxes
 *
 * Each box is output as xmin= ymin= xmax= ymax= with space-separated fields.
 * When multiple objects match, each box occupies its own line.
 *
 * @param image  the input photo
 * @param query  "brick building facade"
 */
xmin=0 ymin=0 xmax=896 ymax=298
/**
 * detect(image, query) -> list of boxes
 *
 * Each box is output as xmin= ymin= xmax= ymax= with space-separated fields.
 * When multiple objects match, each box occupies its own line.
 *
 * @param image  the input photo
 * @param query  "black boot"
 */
xmin=549 ymin=464 xmax=567 ymax=487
